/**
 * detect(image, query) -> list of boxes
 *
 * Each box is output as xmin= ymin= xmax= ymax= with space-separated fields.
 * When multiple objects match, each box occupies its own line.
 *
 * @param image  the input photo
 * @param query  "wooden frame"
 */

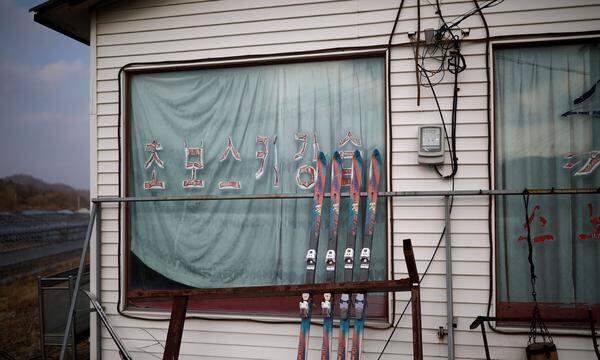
xmin=118 ymin=47 xmax=394 ymax=320
xmin=490 ymin=36 xmax=600 ymax=327
xmin=130 ymin=279 xmax=412 ymax=301
xmin=127 ymin=238 xmax=423 ymax=360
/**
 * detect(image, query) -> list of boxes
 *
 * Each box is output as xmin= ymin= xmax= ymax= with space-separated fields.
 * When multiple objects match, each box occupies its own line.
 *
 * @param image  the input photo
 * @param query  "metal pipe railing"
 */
xmin=59 ymin=187 xmax=599 ymax=360
xmin=59 ymin=203 xmax=97 ymax=360
xmin=92 ymin=187 xmax=600 ymax=203
xmin=94 ymin=205 xmax=102 ymax=360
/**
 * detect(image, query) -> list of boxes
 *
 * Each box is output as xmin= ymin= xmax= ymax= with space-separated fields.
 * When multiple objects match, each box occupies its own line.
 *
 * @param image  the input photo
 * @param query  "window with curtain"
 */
xmin=495 ymin=42 xmax=600 ymax=322
xmin=125 ymin=56 xmax=389 ymax=317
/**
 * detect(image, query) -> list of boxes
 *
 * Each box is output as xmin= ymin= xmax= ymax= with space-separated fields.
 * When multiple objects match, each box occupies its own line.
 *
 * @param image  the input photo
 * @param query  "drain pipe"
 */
xmin=445 ymin=195 xmax=455 ymax=360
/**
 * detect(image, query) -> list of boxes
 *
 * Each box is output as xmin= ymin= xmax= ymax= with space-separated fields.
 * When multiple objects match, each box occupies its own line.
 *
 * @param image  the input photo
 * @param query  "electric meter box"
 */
xmin=417 ymin=125 xmax=445 ymax=165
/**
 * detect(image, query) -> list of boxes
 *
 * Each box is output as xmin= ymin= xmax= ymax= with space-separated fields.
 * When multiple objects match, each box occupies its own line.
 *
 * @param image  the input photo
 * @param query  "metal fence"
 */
xmin=38 ymin=267 xmax=90 ymax=360
xmin=0 ymin=214 xmax=88 ymax=252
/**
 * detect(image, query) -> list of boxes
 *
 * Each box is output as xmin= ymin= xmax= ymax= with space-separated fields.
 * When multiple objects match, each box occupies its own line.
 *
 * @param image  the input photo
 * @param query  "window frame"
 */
xmin=116 ymin=47 xmax=395 ymax=324
xmin=491 ymin=36 xmax=600 ymax=329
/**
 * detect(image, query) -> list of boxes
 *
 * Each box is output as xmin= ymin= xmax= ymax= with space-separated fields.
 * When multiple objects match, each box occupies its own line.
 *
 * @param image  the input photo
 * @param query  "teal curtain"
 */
xmin=128 ymin=57 xmax=387 ymax=289
xmin=495 ymin=43 xmax=600 ymax=305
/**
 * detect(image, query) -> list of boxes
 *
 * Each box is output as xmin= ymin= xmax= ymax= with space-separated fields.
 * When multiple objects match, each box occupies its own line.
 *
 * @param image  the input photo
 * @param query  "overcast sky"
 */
xmin=0 ymin=0 xmax=89 ymax=189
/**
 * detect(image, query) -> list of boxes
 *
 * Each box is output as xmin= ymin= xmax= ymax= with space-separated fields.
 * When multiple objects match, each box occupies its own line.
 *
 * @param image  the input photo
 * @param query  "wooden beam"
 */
xmin=129 ymin=278 xmax=412 ymax=301
xmin=163 ymin=296 xmax=188 ymax=360
xmin=403 ymin=239 xmax=420 ymax=285
xmin=411 ymin=286 xmax=423 ymax=360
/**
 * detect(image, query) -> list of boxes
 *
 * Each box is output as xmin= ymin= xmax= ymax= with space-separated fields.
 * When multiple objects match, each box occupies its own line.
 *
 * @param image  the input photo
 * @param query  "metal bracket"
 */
xmin=306 ymin=249 xmax=316 ymax=270
xmin=360 ymin=248 xmax=371 ymax=269
xmin=343 ymin=248 xmax=354 ymax=269
xmin=339 ymin=293 xmax=350 ymax=319
xmin=424 ymin=28 xmax=436 ymax=44
xmin=354 ymin=293 xmax=366 ymax=320
xmin=299 ymin=293 xmax=311 ymax=318
xmin=325 ymin=250 xmax=336 ymax=271
xmin=321 ymin=293 xmax=332 ymax=317
xmin=437 ymin=317 xmax=457 ymax=339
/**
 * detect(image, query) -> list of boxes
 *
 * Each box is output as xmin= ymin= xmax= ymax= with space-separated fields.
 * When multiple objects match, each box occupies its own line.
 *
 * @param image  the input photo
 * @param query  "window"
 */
xmin=495 ymin=41 xmax=600 ymax=322
xmin=124 ymin=54 xmax=389 ymax=318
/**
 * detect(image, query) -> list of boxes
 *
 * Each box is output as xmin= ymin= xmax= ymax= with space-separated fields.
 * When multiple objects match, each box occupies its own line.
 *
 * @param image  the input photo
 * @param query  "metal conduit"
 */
xmin=445 ymin=195 xmax=455 ymax=360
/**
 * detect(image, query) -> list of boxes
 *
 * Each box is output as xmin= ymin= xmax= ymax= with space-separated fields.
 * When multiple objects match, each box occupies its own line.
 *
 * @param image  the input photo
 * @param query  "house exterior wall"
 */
xmin=89 ymin=1 xmax=600 ymax=359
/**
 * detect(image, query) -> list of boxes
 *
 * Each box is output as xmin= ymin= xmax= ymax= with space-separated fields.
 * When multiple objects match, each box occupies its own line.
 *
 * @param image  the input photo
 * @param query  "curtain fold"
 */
xmin=495 ymin=43 xmax=600 ymax=305
xmin=128 ymin=57 xmax=387 ymax=289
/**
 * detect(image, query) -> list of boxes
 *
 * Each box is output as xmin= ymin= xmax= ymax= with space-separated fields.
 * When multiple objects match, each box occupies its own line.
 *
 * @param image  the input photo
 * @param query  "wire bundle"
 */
xmin=377 ymin=0 xmax=501 ymax=357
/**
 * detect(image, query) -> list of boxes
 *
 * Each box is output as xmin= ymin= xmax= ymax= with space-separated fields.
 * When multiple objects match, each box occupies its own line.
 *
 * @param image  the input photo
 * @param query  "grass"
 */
xmin=0 ymin=251 xmax=89 ymax=360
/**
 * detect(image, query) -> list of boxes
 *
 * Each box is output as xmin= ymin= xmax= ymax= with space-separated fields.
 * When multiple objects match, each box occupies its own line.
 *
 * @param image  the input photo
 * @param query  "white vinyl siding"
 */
xmin=91 ymin=0 xmax=600 ymax=359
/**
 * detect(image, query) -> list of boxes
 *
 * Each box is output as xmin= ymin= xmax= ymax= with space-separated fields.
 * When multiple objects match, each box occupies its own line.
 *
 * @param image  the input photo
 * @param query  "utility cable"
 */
xmin=471 ymin=0 xmax=594 ymax=340
xmin=435 ymin=35 xmax=466 ymax=179
xmin=388 ymin=0 xmax=406 ymax=47
xmin=376 ymin=185 xmax=455 ymax=359
xmin=440 ymin=0 xmax=504 ymax=36
xmin=378 ymin=8 xmax=462 ymax=353
xmin=409 ymin=0 xmax=463 ymax=180
xmin=418 ymin=62 xmax=460 ymax=179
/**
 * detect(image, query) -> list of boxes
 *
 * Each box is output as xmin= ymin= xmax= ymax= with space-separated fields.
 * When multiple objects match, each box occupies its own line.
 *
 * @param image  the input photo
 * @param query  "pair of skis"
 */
xmin=340 ymin=149 xmax=382 ymax=360
xmin=297 ymin=149 xmax=382 ymax=360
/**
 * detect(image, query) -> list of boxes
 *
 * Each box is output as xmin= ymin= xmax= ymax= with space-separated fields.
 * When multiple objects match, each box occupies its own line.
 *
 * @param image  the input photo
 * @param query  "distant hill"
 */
xmin=0 ymin=174 xmax=89 ymax=213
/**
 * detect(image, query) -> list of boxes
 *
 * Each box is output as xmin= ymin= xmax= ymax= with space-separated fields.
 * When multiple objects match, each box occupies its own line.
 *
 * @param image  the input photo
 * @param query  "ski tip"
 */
xmin=318 ymin=151 xmax=327 ymax=165
xmin=372 ymin=148 xmax=382 ymax=165
xmin=332 ymin=150 xmax=342 ymax=164
xmin=353 ymin=149 xmax=363 ymax=164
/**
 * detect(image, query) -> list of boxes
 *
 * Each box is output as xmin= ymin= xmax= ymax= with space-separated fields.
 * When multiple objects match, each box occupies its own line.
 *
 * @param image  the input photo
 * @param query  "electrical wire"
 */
xmin=472 ymin=0 xmax=531 ymax=337
xmin=409 ymin=3 xmax=464 ymax=182
xmin=387 ymin=0 xmax=405 ymax=330
xmin=102 ymin=0 xmax=600 ymax=344
xmin=382 ymin=2 xmax=462 ymax=342
xmin=376 ymin=32 xmax=461 ymax=355
xmin=417 ymin=60 xmax=461 ymax=179
xmin=388 ymin=0 xmax=406 ymax=47
xmin=435 ymin=0 xmax=449 ymax=31
xmin=376 ymin=185 xmax=455 ymax=359
xmin=472 ymin=0 xmax=596 ymax=340
xmin=419 ymin=0 xmax=504 ymax=89
xmin=420 ymin=69 xmax=451 ymax=156
xmin=109 ymin=0 xmax=598 ymax=350
xmin=376 ymin=1 xmax=478 ymax=356
xmin=442 ymin=0 xmax=504 ymax=34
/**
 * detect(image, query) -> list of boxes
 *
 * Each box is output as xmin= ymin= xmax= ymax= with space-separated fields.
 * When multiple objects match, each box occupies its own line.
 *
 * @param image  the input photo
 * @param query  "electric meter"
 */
xmin=417 ymin=125 xmax=445 ymax=165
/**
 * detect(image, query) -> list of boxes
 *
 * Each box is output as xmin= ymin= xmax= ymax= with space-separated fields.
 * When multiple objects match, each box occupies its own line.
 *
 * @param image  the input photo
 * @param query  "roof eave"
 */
xmin=32 ymin=12 xmax=90 ymax=45
xmin=29 ymin=0 xmax=110 ymax=45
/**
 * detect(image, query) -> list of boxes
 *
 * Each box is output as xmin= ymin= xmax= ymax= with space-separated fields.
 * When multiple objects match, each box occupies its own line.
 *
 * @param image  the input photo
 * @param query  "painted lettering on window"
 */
xmin=182 ymin=142 xmax=205 ymax=189
xmin=338 ymin=131 xmax=362 ymax=187
xmin=518 ymin=204 xmax=554 ymax=244
xmin=294 ymin=133 xmax=320 ymax=190
xmin=143 ymin=140 xmax=166 ymax=190
xmin=218 ymin=136 xmax=242 ymax=190
xmin=578 ymin=203 xmax=600 ymax=240
xmin=562 ymin=150 xmax=600 ymax=176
